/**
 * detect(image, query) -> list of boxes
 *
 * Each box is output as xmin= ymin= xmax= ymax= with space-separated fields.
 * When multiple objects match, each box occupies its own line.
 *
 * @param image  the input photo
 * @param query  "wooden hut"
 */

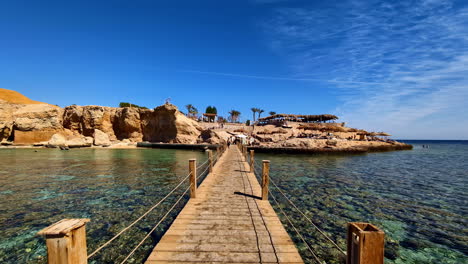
xmin=202 ymin=113 xmax=217 ymax=123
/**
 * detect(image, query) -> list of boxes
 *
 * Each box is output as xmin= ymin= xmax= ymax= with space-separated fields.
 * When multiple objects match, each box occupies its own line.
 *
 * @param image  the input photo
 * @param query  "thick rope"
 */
xmin=269 ymin=178 xmax=346 ymax=255
xmin=87 ymin=173 xmax=191 ymax=259
xmin=196 ymin=158 xmax=210 ymax=169
xmin=253 ymin=160 xmax=346 ymax=255
xmin=196 ymin=163 xmax=211 ymax=186
xmin=120 ymin=186 xmax=190 ymax=263
xmin=269 ymin=189 xmax=324 ymax=264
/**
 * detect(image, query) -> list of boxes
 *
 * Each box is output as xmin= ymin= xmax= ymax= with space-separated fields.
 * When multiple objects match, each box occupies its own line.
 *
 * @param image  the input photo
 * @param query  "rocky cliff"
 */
xmin=0 ymin=89 xmax=214 ymax=147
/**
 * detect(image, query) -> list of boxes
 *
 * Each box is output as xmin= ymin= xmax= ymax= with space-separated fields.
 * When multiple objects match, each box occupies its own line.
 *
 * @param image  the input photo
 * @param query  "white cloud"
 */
xmin=262 ymin=0 xmax=468 ymax=139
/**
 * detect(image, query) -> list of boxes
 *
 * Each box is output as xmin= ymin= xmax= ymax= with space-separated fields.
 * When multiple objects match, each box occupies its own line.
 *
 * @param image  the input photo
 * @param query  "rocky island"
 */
xmin=0 ymin=88 xmax=411 ymax=153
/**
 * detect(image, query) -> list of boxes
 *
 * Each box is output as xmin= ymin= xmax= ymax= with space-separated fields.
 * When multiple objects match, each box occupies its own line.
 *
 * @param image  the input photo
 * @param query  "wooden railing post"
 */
xmin=208 ymin=150 xmax=213 ymax=173
xmin=249 ymin=150 xmax=255 ymax=173
xmin=189 ymin=159 xmax=197 ymax=198
xmin=347 ymin=222 xmax=385 ymax=264
xmin=37 ymin=219 xmax=90 ymax=264
xmin=261 ymin=160 xmax=270 ymax=200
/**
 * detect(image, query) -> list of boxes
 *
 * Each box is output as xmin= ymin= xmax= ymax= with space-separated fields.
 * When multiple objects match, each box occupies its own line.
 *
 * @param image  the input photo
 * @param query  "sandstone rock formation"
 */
xmin=66 ymin=136 xmax=93 ymax=148
xmin=199 ymin=129 xmax=225 ymax=145
xmin=113 ymin=107 xmax=142 ymax=141
xmin=63 ymin=105 xmax=117 ymax=140
xmin=0 ymin=99 xmax=63 ymax=143
xmin=47 ymin=134 xmax=67 ymax=148
xmin=0 ymin=89 xmax=227 ymax=146
xmin=141 ymin=103 xmax=202 ymax=144
xmin=93 ymin=129 xmax=111 ymax=147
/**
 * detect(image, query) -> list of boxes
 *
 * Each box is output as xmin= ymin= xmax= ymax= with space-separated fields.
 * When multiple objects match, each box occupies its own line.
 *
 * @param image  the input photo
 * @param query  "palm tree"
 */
xmin=185 ymin=104 xmax=193 ymax=117
xmin=269 ymin=111 xmax=276 ymax=116
xmin=228 ymin=110 xmax=241 ymax=123
xmin=185 ymin=104 xmax=198 ymax=118
xmin=192 ymin=106 xmax=198 ymax=118
xmin=258 ymin=109 xmax=265 ymax=120
xmin=250 ymin=108 xmax=259 ymax=122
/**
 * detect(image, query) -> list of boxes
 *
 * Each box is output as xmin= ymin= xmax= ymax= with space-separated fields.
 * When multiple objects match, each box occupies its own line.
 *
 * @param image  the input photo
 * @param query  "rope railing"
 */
xmin=269 ymin=189 xmax=324 ymax=264
xmin=196 ymin=163 xmax=211 ymax=186
xmin=251 ymin=158 xmax=347 ymax=256
xmin=119 ymin=186 xmax=190 ymax=263
xmin=87 ymin=172 xmax=191 ymax=259
xmin=196 ymin=158 xmax=210 ymax=170
xmin=89 ymin=147 xmax=226 ymax=260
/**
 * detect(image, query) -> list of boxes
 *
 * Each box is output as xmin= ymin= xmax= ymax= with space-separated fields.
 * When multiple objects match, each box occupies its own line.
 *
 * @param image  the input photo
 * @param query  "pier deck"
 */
xmin=145 ymin=145 xmax=304 ymax=263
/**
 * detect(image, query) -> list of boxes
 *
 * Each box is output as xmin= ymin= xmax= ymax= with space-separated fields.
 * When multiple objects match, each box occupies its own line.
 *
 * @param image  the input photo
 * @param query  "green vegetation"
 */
xmin=245 ymin=120 xmax=251 ymax=126
xmin=251 ymin=107 xmax=260 ymax=122
xmin=269 ymin=111 xmax=276 ymax=116
xmin=258 ymin=109 xmax=265 ymax=119
xmin=185 ymin=104 xmax=198 ymax=118
xmin=205 ymin=106 xmax=217 ymax=114
xmin=119 ymin=102 xmax=148 ymax=109
xmin=228 ymin=110 xmax=241 ymax=123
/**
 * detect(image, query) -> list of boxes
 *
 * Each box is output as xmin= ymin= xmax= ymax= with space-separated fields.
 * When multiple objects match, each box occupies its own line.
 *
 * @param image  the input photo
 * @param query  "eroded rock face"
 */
xmin=141 ymin=103 xmax=202 ymax=143
xmin=0 ymin=101 xmax=64 ymax=143
xmin=113 ymin=107 xmax=142 ymax=142
xmin=199 ymin=129 xmax=226 ymax=145
xmin=1 ymin=95 xmax=207 ymax=146
xmin=13 ymin=104 xmax=63 ymax=131
xmin=63 ymin=105 xmax=117 ymax=140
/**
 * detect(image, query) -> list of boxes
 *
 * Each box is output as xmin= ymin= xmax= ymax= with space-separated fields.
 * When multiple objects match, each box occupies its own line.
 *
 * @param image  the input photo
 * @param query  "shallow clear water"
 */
xmin=1 ymin=142 xmax=467 ymax=264
xmin=255 ymin=140 xmax=467 ymax=264
xmin=0 ymin=148 xmax=209 ymax=263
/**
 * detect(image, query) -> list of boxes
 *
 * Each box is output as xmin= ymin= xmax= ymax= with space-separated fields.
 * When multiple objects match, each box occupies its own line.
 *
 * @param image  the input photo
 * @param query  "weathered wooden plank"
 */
xmin=153 ymin=242 xmax=298 ymax=253
xmin=145 ymin=146 xmax=304 ymax=263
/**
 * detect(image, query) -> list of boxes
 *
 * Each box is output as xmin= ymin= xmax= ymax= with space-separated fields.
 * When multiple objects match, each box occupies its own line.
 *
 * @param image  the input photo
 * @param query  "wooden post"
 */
xmin=261 ymin=160 xmax=270 ymax=200
xmin=347 ymin=222 xmax=385 ymax=264
xmin=189 ymin=159 xmax=197 ymax=198
xmin=249 ymin=150 xmax=254 ymax=173
xmin=37 ymin=219 xmax=90 ymax=264
xmin=208 ymin=150 xmax=213 ymax=173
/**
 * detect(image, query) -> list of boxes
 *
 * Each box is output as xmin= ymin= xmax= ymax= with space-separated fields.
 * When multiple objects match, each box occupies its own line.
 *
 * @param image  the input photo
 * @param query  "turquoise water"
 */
xmin=255 ymin=140 xmax=467 ymax=264
xmin=1 ymin=142 xmax=467 ymax=264
xmin=0 ymin=148 xmax=209 ymax=263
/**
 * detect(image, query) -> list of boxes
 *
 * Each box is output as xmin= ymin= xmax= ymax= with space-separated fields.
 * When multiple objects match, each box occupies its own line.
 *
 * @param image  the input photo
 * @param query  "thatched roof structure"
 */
xmin=298 ymin=123 xmax=347 ymax=132
xmin=357 ymin=131 xmax=370 ymax=135
xmin=258 ymin=114 xmax=338 ymax=124
xmin=376 ymin=132 xmax=391 ymax=136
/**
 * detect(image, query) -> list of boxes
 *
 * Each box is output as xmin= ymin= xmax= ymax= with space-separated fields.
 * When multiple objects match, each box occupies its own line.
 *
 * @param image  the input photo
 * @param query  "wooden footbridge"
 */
xmin=37 ymin=145 xmax=385 ymax=264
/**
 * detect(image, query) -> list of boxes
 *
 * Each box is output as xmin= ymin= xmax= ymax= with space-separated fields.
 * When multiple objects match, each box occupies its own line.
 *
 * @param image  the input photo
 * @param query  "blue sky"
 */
xmin=1 ymin=0 xmax=467 ymax=139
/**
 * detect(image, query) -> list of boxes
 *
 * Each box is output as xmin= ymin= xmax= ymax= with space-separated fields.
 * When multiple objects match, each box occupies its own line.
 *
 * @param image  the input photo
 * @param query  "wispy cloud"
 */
xmin=180 ymin=69 xmax=389 ymax=84
xmin=262 ymin=0 xmax=468 ymax=138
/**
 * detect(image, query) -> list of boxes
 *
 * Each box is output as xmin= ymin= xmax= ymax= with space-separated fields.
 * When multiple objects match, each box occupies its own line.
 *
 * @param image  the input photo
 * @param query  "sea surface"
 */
xmin=0 ymin=148 xmax=210 ymax=264
xmin=0 ymin=141 xmax=467 ymax=264
xmin=255 ymin=140 xmax=467 ymax=264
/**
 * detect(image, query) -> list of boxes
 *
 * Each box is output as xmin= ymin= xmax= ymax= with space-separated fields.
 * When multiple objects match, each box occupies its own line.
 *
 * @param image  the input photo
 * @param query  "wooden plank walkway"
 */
xmin=145 ymin=145 xmax=304 ymax=264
